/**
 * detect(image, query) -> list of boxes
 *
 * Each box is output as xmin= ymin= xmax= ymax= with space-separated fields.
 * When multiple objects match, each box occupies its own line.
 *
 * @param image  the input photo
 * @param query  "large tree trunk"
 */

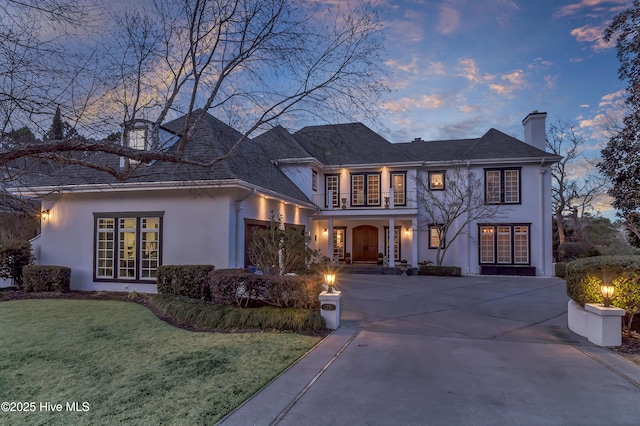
xmin=556 ymin=210 xmax=566 ymax=245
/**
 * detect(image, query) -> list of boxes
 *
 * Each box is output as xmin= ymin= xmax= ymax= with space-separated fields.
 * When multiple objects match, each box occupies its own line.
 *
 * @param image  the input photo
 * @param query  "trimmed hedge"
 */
xmin=566 ymin=256 xmax=640 ymax=314
xmin=208 ymin=269 xmax=323 ymax=309
xmin=418 ymin=265 xmax=462 ymax=277
xmin=156 ymin=265 xmax=215 ymax=300
xmin=149 ymin=294 xmax=326 ymax=332
xmin=22 ymin=265 xmax=71 ymax=292
xmin=555 ymin=262 xmax=567 ymax=279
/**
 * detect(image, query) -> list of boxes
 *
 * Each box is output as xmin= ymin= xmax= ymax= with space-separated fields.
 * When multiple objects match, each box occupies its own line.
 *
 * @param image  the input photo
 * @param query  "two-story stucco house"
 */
xmin=14 ymin=111 xmax=560 ymax=292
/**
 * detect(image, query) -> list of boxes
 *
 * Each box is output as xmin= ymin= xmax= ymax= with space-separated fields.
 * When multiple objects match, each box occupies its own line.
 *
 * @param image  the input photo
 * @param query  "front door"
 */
xmin=352 ymin=225 xmax=378 ymax=262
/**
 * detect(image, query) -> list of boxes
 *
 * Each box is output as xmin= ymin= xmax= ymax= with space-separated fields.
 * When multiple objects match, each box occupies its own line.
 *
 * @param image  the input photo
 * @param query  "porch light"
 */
xmin=41 ymin=209 xmax=50 ymax=220
xmin=600 ymin=282 xmax=615 ymax=308
xmin=324 ymin=272 xmax=336 ymax=293
xmin=323 ymin=228 xmax=328 ymax=236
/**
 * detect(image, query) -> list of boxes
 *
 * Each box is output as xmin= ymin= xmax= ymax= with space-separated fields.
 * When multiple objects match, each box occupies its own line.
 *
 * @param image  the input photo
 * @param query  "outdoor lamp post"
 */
xmin=600 ymin=282 xmax=615 ymax=308
xmin=324 ymin=273 xmax=336 ymax=293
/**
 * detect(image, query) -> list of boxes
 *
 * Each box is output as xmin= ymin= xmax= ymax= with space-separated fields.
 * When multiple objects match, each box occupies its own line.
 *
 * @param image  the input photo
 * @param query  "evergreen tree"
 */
xmin=600 ymin=1 xmax=640 ymax=244
xmin=46 ymin=106 xmax=65 ymax=140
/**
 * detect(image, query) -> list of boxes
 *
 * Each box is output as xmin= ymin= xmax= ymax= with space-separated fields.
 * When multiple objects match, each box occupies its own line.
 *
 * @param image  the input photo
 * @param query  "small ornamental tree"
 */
xmin=415 ymin=167 xmax=502 ymax=266
xmin=248 ymin=212 xmax=319 ymax=275
xmin=0 ymin=240 xmax=34 ymax=288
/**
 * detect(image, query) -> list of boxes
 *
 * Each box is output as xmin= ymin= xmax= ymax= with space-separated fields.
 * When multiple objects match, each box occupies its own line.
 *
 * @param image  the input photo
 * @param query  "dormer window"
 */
xmin=128 ymin=127 xmax=147 ymax=150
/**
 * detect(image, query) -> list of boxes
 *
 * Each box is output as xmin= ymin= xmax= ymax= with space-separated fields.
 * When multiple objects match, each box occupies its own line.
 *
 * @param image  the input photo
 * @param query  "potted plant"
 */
xmin=344 ymin=252 xmax=351 ymax=264
xmin=377 ymin=252 xmax=384 ymax=265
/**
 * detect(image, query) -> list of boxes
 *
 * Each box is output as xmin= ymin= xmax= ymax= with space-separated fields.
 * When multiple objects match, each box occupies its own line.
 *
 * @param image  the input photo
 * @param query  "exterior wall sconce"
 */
xmin=405 ymin=227 xmax=411 ymax=236
xmin=323 ymin=228 xmax=328 ymax=236
xmin=41 ymin=209 xmax=50 ymax=220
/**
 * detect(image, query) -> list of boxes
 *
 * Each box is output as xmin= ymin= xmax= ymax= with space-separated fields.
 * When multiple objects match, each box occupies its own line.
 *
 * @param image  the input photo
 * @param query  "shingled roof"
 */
xmin=293 ymin=123 xmax=414 ymax=165
xmin=394 ymin=128 xmax=560 ymax=164
xmin=21 ymin=112 xmax=312 ymax=204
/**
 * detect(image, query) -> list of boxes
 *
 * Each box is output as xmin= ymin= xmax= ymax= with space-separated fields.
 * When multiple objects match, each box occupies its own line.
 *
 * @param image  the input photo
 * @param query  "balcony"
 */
xmin=312 ymin=190 xmax=417 ymax=211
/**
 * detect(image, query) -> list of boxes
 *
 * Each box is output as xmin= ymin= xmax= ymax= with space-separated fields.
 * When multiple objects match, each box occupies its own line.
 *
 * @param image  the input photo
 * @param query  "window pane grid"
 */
xmin=480 ymin=226 xmax=495 ymax=263
xmin=141 ymin=218 xmax=159 ymax=278
xmin=504 ymin=170 xmax=519 ymax=203
xmin=385 ymin=228 xmax=400 ymax=261
xmin=326 ymin=176 xmax=339 ymax=207
xmin=514 ymin=226 xmax=529 ymax=264
xmin=96 ymin=221 xmax=114 ymax=278
xmin=430 ymin=172 xmax=444 ymax=190
xmin=367 ymin=175 xmax=380 ymax=205
xmin=497 ymin=226 xmax=512 ymax=263
xmin=393 ymin=174 xmax=405 ymax=205
xmin=333 ymin=229 xmax=345 ymax=260
xmin=486 ymin=171 xmax=501 ymax=203
xmin=352 ymin=175 xmax=364 ymax=205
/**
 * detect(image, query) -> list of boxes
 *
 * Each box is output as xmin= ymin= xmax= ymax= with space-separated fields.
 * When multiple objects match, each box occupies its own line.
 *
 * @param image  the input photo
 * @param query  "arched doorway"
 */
xmin=352 ymin=225 xmax=378 ymax=262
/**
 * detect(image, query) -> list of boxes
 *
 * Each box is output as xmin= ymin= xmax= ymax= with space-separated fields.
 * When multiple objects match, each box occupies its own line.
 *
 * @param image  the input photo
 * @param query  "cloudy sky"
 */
xmin=376 ymin=0 xmax=627 ymax=156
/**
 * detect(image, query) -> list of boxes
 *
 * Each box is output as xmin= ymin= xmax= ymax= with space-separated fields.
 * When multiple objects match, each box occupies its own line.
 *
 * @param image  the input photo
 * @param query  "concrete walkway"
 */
xmin=219 ymin=275 xmax=640 ymax=425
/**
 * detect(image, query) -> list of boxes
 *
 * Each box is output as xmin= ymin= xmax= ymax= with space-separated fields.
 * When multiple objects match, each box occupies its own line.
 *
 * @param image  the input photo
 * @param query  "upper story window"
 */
xmin=325 ymin=174 xmax=339 ymax=208
xmin=391 ymin=172 xmax=406 ymax=206
xmin=485 ymin=168 xmax=521 ymax=204
xmin=312 ymin=170 xmax=318 ymax=191
xmin=127 ymin=127 xmax=147 ymax=150
xmin=351 ymin=173 xmax=380 ymax=206
xmin=428 ymin=171 xmax=445 ymax=190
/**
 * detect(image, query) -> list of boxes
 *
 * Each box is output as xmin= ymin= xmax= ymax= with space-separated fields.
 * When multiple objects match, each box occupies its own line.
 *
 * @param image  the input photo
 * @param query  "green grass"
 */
xmin=0 ymin=299 xmax=320 ymax=425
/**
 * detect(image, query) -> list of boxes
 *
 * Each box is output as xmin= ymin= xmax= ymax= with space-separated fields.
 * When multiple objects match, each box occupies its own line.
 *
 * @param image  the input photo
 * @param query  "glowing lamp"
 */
xmin=600 ymin=282 xmax=615 ymax=308
xmin=324 ymin=273 xmax=336 ymax=293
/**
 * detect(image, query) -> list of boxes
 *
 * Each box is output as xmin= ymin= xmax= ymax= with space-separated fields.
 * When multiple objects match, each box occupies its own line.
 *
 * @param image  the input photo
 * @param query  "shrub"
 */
xmin=557 ymin=241 xmax=600 ymax=262
xmin=149 ymin=294 xmax=326 ymax=332
xmin=0 ymin=240 xmax=33 ymax=288
xmin=208 ymin=270 xmax=323 ymax=309
xmin=156 ymin=265 xmax=214 ymax=300
xmin=555 ymin=262 xmax=567 ymax=279
xmin=208 ymin=269 xmax=268 ymax=307
xmin=566 ymin=255 xmax=640 ymax=329
xmin=418 ymin=265 xmax=462 ymax=277
xmin=22 ymin=265 xmax=71 ymax=292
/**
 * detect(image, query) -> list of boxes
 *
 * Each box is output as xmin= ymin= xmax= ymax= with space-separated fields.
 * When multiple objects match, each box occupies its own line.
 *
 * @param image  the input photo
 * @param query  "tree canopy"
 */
xmin=600 ymin=0 xmax=640 ymax=244
xmin=0 ymin=0 xmax=386 ymax=183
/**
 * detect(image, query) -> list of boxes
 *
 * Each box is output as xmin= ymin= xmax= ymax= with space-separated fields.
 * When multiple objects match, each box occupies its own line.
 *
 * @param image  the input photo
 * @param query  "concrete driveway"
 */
xmin=220 ymin=275 xmax=640 ymax=425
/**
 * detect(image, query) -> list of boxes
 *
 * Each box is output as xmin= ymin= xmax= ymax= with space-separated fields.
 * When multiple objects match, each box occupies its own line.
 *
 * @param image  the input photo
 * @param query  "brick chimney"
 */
xmin=522 ymin=110 xmax=547 ymax=151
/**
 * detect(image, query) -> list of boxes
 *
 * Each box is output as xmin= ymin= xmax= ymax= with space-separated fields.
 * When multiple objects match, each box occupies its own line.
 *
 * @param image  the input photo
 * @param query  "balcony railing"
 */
xmin=312 ymin=190 xmax=416 ymax=211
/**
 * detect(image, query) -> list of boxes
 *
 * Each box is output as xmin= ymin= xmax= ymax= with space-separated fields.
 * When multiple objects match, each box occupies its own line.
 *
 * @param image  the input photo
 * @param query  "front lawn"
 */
xmin=0 ymin=299 xmax=319 ymax=425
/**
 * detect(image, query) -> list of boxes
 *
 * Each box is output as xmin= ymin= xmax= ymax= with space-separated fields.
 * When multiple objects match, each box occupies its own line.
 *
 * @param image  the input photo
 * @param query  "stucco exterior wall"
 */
xmin=39 ymin=189 xmax=234 ymax=292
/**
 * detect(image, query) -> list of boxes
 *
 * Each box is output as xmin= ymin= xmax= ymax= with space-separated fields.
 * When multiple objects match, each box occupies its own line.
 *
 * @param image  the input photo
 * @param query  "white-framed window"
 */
xmin=391 ymin=172 xmax=406 ymax=205
xmin=428 ymin=225 xmax=445 ymax=249
xmin=128 ymin=127 xmax=147 ymax=150
xmin=351 ymin=173 xmax=380 ymax=206
xmin=429 ymin=171 xmax=445 ymax=190
xmin=485 ymin=168 xmax=521 ymax=204
xmin=384 ymin=226 xmax=401 ymax=261
xmin=333 ymin=227 xmax=346 ymax=260
xmin=94 ymin=213 xmax=163 ymax=281
xmin=479 ymin=224 xmax=530 ymax=265
xmin=325 ymin=175 xmax=339 ymax=207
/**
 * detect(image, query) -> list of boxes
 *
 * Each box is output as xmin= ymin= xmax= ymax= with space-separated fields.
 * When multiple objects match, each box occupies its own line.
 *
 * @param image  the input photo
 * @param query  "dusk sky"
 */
xmin=375 ymin=0 xmax=627 ymax=158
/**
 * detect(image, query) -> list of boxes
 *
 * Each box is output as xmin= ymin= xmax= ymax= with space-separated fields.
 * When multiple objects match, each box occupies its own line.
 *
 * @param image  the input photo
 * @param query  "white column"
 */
xmin=412 ymin=217 xmax=418 ymax=267
xmin=234 ymin=201 xmax=246 ymax=268
xmin=389 ymin=217 xmax=395 ymax=268
xmin=327 ymin=219 xmax=334 ymax=262
xmin=389 ymin=188 xmax=395 ymax=209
